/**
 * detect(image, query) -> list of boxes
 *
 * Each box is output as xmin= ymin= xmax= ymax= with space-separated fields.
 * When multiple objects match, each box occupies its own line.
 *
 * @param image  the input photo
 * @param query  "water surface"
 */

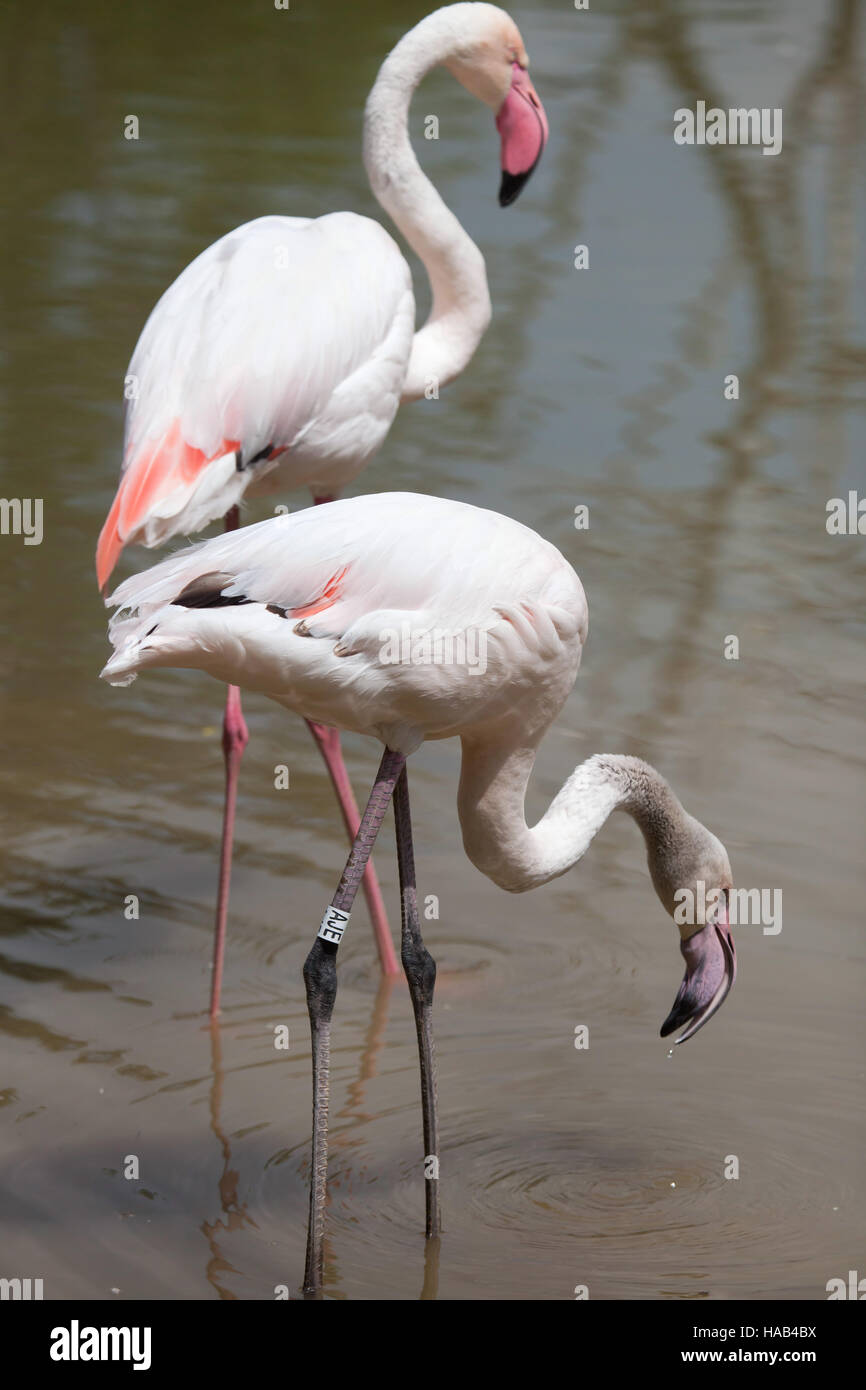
xmin=0 ymin=0 xmax=864 ymax=1299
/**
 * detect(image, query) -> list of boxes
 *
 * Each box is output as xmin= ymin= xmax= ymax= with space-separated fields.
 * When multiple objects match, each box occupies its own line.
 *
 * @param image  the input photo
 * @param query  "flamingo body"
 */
xmin=96 ymin=6 xmax=551 ymax=593
xmin=97 ymin=215 xmax=414 ymax=588
xmin=101 ymin=493 xmax=737 ymax=1290
xmin=102 ymin=493 xmax=587 ymax=748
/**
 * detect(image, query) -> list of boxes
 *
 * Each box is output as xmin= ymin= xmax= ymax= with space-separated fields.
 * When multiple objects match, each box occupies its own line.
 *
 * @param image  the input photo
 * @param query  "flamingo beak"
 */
xmin=496 ymin=63 xmax=549 ymax=206
xmin=660 ymin=909 xmax=737 ymax=1045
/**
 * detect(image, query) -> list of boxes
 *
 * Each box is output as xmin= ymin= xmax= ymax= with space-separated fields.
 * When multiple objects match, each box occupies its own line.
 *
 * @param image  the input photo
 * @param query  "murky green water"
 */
xmin=1 ymin=0 xmax=864 ymax=1299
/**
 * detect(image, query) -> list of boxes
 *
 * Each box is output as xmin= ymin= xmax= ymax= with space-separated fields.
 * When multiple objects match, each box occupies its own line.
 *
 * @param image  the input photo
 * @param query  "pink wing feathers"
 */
xmin=97 ymin=213 xmax=414 ymax=589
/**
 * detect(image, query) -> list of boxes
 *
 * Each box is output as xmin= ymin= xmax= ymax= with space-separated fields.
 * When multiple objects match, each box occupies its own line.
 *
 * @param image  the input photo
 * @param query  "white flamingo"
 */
xmin=95 ymin=3 xmax=549 ymax=1008
xmin=100 ymin=491 xmax=737 ymax=1295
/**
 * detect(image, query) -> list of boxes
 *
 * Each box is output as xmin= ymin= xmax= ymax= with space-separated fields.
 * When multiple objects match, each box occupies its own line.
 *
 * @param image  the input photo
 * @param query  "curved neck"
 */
xmin=363 ymin=12 xmax=492 ymax=400
xmin=457 ymin=737 xmax=687 ymax=893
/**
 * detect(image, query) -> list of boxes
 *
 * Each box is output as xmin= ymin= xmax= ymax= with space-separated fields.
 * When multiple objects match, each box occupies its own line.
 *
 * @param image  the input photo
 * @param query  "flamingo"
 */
xmin=94 ymin=2 xmax=549 ymax=1012
xmin=99 ymin=492 xmax=737 ymax=1296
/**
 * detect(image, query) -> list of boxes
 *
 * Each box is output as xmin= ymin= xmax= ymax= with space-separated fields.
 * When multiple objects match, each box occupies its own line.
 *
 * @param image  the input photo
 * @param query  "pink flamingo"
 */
xmin=95 ymin=3 xmax=549 ymax=1012
xmin=100 ymin=491 xmax=737 ymax=1295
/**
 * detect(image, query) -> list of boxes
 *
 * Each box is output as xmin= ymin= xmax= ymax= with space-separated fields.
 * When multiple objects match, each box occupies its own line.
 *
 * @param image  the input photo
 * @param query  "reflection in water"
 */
xmin=602 ymin=0 xmax=864 ymax=739
xmin=338 ymin=975 xmax=396 ymax=1125
xmin=201 ymin=1022 xmax=257 ymax=1301
xmin=202 ymin=977 xmax=409 ymax=1298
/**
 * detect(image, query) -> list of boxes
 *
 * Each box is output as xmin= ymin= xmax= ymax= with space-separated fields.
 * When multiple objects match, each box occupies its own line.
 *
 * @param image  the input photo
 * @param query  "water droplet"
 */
xmin=670 ymin=1181 xmax=676 ymax=1188
xmin=666 ymin=1049 xmax=674 ymax=1059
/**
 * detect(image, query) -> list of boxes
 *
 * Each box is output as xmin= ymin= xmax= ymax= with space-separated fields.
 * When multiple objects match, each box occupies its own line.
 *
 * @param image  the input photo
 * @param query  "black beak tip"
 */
xmin=659 ymin=1009 xmax=687 ymax=1041
xmin=498 ymin=168 xmax=533 ymax=207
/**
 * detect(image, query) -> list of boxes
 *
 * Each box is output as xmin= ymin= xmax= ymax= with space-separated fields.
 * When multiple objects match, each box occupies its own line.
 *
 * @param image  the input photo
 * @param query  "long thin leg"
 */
xmin=302 ymin=746 xmax=406 ymax=1296
xmin=209 ymin=506 xmax=248 ymax=1019
xmin=307 ymin=491 xmax=397 ymax=978
xmin=305 ymin=720 xmax=399 ymax=976
xmin=393 ymin=766 xmax=441 ymax=1238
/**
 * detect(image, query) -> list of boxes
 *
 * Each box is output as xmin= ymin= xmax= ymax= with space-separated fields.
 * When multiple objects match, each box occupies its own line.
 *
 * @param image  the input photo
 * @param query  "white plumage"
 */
xmin=96 ymin=5 xmax=550 ymax=590
xmin=123 ymin=215 xmax=414 ymax=533
xmin=103 ymin=492 xmax=587 ymax=753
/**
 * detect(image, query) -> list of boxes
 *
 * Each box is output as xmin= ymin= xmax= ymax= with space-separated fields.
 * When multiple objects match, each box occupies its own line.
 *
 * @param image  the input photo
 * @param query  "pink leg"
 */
xmin=209 ymin=503 xmax=248 ymax=1018
xmin=210 ymin=683 xmax=249 ymax=1017
xmin=305 ymin=719 xmax=399 ymax=977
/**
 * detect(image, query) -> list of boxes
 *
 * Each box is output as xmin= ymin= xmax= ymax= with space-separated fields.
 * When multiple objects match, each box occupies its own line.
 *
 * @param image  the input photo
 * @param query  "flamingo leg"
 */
xmin=209 ymin=505 xmax=249 ymax=1019
xmin=394 ymin=765 xmax=441 ymax=1238
xmin=302 ymin=746 xmax=405 ymax=1296
xmin=307 ymin=492 xmax=398 ymax=978
xmin=305 ymin=720 xmax=399 ymax=976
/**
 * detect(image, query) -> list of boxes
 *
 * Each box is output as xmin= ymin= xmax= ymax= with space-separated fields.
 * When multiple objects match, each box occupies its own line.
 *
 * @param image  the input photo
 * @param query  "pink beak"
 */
xmin=496 ymin=62 xmax=549 ymax=206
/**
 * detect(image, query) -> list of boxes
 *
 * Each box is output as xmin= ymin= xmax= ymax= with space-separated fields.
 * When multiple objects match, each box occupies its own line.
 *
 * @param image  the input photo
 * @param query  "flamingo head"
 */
xmin=444 ymin=7 xmax=549 ymax=206
xmin=648 ymin=818 xmax=737 ymax=1044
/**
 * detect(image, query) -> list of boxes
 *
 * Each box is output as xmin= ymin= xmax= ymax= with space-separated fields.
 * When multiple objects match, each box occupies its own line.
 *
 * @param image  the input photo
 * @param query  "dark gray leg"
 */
xmin=393 ymin=766 xmax=441 ymax=1238
xmin=302 ymin=746 xmax=405 ymax=1296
